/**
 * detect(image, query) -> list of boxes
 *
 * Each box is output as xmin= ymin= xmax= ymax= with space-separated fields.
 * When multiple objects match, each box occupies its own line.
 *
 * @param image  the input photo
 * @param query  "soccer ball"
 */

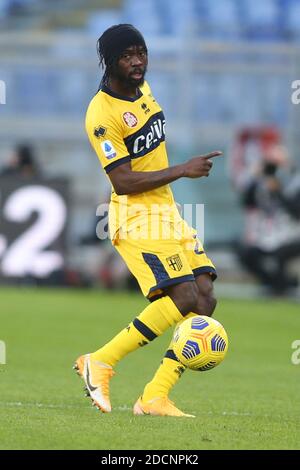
xmin=173 ymin=316 xmax=228 ymax=371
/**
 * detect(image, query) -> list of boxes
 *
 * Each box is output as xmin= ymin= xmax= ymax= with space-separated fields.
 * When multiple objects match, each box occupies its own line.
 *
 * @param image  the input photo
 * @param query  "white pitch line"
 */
xmin=0 ymin=401 xmax=132 ymax=411
xmin=0 ymin=401 xmax=251 ymax=416
xmin=0 ymin=401 xmax=82 ymax=409
xmin=0 ymin=401 xmax=134 ymax=411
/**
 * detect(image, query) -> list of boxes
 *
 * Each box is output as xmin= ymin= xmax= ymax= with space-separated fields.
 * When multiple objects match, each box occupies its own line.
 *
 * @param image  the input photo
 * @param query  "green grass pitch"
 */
xmin=0 ymin=287 xmax=299 ymax=450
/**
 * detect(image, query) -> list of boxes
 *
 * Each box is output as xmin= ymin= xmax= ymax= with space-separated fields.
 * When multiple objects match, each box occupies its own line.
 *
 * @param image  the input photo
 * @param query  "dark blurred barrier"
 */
xmin=0 ymin=176 xmax=69 ymax=284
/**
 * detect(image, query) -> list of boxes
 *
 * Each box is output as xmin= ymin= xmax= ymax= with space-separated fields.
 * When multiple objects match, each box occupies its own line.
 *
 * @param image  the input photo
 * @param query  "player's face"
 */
xmin=115 ymin=45 xmax=148 ymax=87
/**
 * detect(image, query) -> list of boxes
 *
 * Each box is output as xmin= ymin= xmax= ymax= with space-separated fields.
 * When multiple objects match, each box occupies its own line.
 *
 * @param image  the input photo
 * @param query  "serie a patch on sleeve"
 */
xmin=101 ymin=140 xmax=117 ymax=159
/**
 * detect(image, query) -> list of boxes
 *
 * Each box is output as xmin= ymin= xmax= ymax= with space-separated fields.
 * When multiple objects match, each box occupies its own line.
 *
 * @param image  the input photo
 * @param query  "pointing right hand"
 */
xmin=182 ymin=151 xmax=223 ymax=178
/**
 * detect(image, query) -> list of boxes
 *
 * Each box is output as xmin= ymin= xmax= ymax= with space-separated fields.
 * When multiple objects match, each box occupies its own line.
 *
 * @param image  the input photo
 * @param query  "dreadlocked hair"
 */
xmin=96 ymin=37 xmax=109 ymax=90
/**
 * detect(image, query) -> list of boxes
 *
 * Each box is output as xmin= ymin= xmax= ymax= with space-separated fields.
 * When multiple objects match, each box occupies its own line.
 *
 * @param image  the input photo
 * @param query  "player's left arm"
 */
xmin=108 ymin=152 xmax=222 ymax=195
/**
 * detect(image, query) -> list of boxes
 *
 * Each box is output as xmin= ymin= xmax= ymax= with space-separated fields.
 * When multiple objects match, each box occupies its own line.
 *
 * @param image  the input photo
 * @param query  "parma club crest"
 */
xmin=123 ymin=112 xmax=138 ymax=128
xmin=166 ymin=254 xmax=183 ymax=271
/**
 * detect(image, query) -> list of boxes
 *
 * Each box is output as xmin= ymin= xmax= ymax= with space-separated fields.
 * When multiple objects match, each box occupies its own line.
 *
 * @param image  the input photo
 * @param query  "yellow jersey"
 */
xmin=85 ymin=81 xmax=179 ymax=241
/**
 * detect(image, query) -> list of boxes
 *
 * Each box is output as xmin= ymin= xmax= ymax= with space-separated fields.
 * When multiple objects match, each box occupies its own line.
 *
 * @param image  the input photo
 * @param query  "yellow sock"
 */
xmin=142 ymin=355 xmax=186 ymax=401
xmin=90 ymin=296 xmax=183 ymax=367
xmin=142 ymin=312 xmax=197 ymax=401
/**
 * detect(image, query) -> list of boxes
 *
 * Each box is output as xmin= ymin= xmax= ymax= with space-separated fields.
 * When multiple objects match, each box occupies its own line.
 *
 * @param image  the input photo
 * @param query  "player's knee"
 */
xmin=206 ymin=294 xmax=217 ymax=317
xmin=182 ymin=285 xmax=199 ymax=315
xmin=196 ymin=291 xmax=217 ymax=317
xmin=166 ymin=282 xmax=198 ymax=316
xmin=194 ymin=275 xmax=217 ymax=317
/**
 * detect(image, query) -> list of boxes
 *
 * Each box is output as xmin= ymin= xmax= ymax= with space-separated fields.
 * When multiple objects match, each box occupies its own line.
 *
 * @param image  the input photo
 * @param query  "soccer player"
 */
xmin=75 ymin=24 xmax=222 ymax=417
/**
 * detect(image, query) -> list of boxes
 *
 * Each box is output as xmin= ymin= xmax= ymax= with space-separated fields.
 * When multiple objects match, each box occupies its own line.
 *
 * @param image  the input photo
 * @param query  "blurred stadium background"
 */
xmin=1 ymin=0 xmax=300 ymax=297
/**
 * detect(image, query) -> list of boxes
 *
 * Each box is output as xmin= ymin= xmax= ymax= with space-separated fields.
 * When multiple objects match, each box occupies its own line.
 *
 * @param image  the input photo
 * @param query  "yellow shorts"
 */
xmin=114 ymin=217 xmax=217 ymax=300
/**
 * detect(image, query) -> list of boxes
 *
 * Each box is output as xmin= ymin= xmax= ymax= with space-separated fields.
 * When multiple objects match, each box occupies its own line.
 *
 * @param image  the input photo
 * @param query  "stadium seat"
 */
xmin=195 ymin=0 xmax=241 ymax=40
xmin=240 ymin=0 xmax=281 ymax=41
xmin=122 ymin=0 xmax=162 ymax=35
xmin=157 ymin=0 xmax=198 ymax=36
xmin=284 ymin=0 xmax=300 ymax=41
xmin=87 ymin=10 xmax=122 ymax=38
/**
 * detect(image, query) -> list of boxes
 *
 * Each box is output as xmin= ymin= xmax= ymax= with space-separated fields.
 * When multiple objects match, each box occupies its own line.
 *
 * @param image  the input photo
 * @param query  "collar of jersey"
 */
xmin=101 ymin=84 xmax=143 ymax=102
